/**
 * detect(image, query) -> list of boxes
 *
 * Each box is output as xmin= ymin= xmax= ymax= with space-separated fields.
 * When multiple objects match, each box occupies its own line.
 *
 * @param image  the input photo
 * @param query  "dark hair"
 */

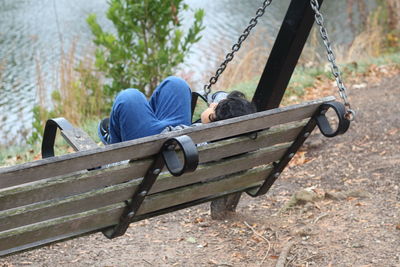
xmin=211 ymin=91 xmax=256 ymax=122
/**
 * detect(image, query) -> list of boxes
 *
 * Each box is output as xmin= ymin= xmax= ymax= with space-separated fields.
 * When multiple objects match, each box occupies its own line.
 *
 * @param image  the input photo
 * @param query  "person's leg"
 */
xmin=149 ymin=76 xmax=192 ymax=126
xmin=108 ymin=77 xmax=192 ymax=144
xmin=109 ymin=89 xmax=165 ymax=143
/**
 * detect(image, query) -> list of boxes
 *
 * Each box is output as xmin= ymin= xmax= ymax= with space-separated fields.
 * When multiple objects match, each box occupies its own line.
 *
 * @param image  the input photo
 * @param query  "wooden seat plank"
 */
xmin=198 ymin=121 xmax=305 ymax=163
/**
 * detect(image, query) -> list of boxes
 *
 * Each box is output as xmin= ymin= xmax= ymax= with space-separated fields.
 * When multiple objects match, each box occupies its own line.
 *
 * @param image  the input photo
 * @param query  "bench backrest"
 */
xmin=0 ymin=96 xmax=335 ymax=256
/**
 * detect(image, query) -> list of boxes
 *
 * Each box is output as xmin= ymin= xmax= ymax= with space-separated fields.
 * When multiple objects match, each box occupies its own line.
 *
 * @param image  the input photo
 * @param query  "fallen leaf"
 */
xmin=33 ymin=153 xmax=42 ymax=160
xmin=251 ymin=236 xmax=263 ymax=243
xmin=232 ymin=252 xmax=245 ymax=259
xmin=194 ymin=217 xmax=205 ymax=223
xmin=288 ymin=151 xmax=308 ymax=167
xmin=208 ymin=259 xmax=219 ymax=265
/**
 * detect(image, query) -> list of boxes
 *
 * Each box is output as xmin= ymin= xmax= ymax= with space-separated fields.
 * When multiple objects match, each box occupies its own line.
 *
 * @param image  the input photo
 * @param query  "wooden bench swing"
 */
xmin=0 ymin=0 xmax=354 ymax=256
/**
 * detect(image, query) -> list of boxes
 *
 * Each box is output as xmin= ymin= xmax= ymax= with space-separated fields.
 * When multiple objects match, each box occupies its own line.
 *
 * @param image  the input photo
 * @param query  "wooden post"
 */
xmin=252 ymin=0 xmax=324 ymax=111
xmin=210 ymin=193 xmax=242 ymax=220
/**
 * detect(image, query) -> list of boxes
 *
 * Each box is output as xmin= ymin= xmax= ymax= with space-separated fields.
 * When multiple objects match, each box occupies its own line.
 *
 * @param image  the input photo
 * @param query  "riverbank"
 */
xmin=1 ymin=50 xmax=399 ymax=167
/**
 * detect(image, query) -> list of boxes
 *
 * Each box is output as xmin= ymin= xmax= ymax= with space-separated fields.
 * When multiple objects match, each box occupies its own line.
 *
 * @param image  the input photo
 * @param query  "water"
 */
xmin=0 ymin=0 xmax=376 ymax=145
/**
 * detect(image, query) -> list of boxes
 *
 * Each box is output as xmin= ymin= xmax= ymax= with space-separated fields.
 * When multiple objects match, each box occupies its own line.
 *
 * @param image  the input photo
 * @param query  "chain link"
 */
xmin=310 ymin=0 xmax=355 ymax=120
xmin=203 ymin=0 xmax=272 ymax=97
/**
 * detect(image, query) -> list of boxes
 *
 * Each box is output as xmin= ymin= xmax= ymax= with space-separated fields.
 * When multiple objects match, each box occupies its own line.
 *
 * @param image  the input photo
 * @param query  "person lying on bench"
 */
xmin=98 ymin=76 xmax=256 ymax=144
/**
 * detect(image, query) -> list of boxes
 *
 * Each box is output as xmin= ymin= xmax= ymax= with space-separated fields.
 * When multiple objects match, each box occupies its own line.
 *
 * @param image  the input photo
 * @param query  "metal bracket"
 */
xmin=41 ymin=118 xmax=98 ymax=158
xmin=102 ymin=135 xmax=199 ymax=239
xmin=247 ymin=101 xmax=350 ymax=197
xmin=42 ymin=118 xmax=73 ymax=158
xmin=315 ymin=101 xmax=350 ymax=137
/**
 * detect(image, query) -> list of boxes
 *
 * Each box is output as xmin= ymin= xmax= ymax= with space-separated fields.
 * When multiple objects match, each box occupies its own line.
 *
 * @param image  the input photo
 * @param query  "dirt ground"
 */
xmin=1 ymin=73 xmax=399 ymax=266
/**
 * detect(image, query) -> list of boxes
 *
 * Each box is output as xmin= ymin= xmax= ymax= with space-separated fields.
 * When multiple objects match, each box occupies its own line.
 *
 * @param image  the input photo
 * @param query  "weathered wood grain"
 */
xmin=0 ymin=123 xmax=303 ymax=211
xmin=0 ymin=166 xmax=269 ymax=255
xmin=61 ymin=128 xmax=98 ymax=152
xmin=0 ymin=144 xmax=287 ymax=231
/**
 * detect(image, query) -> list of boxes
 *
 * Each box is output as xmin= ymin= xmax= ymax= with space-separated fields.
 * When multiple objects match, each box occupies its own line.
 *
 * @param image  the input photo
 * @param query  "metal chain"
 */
xmin=310 ymin=0 xmax=355 ymax=120
xmin=203 ymin=0 xmax=272 ymax=97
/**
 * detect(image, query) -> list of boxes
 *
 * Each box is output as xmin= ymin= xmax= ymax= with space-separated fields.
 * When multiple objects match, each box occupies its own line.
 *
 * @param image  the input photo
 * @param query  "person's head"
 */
xmin=200 ymin=91 xmax=256 ymax=123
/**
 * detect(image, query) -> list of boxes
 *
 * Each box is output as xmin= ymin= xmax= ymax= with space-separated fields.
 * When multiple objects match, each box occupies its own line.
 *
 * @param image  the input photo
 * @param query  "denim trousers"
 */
xmin=109 ymin=76 xmax=192 ymax=144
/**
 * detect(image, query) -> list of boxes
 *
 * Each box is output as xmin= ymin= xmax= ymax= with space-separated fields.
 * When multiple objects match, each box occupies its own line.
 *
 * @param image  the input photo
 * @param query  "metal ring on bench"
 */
xmin=162 ymin=135 xmax=199 ymax=176
xmin=315 ymin=102 xmax=350 ymax=137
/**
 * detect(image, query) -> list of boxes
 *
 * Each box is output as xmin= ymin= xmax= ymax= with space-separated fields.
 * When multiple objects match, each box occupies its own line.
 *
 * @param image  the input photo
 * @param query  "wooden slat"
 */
xmin=198 ymin=120 xmax=306 ymax=163
xmin=61 ymin=128 xmax=98 ymax=152
xmin=0 ymin=166 xmax=270 ymax=255
xmin=0 ymin=97 xmax=334 ymax=188
xmin=0 ymin=162 xmax=149 ymax=211
xmin=0 ymin=203 xmax=124 ymax=256
xmin=0 ymin=144 xmax=287 ymax=231
xmin=0 ymin=122 xmax=304 ymax=211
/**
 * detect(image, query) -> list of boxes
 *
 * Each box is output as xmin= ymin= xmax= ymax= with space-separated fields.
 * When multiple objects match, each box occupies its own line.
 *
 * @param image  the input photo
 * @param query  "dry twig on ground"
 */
xmin=243 ymin=221 xmax=271 ymax=266
xmin=275 ymin=241 xmax=295 ymax=267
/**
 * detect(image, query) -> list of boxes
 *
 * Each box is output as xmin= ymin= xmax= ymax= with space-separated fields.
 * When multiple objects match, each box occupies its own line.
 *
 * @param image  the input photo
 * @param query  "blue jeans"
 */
xmin=109 ymin=76 xmax=192 ymax=144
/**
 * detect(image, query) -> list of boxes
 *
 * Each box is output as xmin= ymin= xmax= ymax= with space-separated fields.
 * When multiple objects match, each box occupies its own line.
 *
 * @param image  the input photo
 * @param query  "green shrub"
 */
xmin=87 ymin=0 xmax=205 ymax=98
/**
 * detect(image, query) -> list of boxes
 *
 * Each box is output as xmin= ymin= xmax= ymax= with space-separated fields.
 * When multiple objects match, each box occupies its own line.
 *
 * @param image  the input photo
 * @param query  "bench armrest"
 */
xmin=41 ymin=118 xmax=98 ymax=158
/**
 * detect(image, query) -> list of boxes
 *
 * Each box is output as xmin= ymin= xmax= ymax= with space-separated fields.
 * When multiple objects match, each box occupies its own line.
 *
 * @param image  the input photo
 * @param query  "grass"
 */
xmin=227 ymin=50 xmax=399 ymax=101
